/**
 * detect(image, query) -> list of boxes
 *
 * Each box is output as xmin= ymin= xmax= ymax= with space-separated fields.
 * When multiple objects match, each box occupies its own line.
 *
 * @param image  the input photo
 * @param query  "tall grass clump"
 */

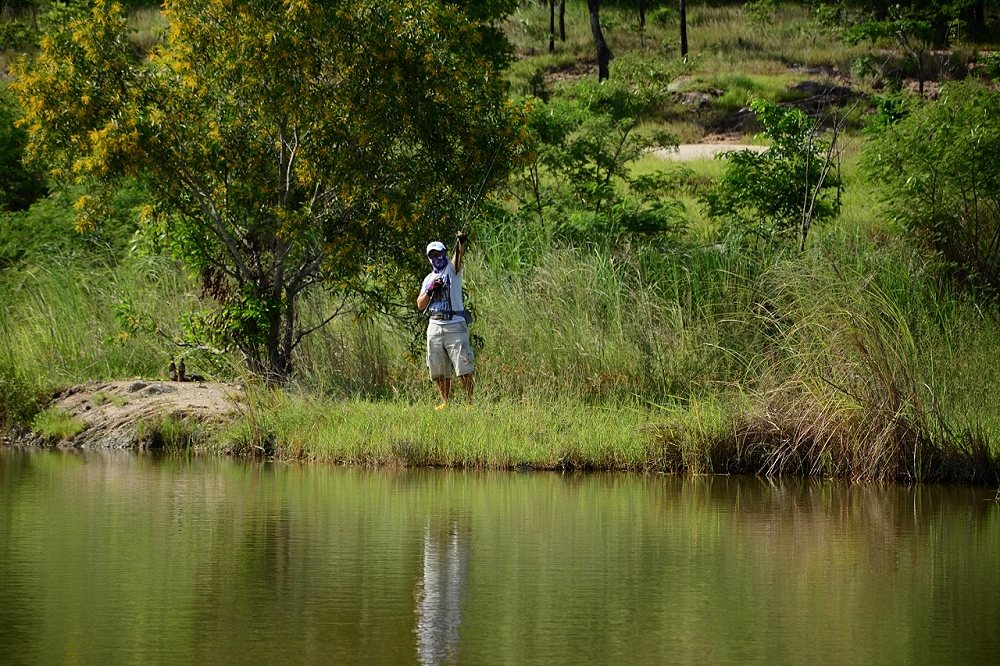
xmin=222 ymin=385 xmax=659 ymax=471
xmin=734 ymin=255 xmax=1000 ymax=483
xmin=282 ymin=215 xmax=775 ymax=407
xmin=473 ymin=242 xmax=717 ymax=403
xmin=30 ymin=406 xmax=86 ymax=443
xmin=0 ymin=254 xmax=210 ymax=394
xmin=135 ymin=413 xmax=208 ymax=451
xmin=290 ymin=310 xmax=409 ymax=399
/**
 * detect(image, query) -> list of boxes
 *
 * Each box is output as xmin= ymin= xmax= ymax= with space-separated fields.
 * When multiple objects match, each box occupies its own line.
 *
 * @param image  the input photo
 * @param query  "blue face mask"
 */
xmin=429 ymin=254 xmax=448 ymax=272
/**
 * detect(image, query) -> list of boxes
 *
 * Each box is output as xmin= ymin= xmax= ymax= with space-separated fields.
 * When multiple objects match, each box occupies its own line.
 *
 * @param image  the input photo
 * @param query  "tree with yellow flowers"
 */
xmin=13 ymin=0 xmax=518 ymax=382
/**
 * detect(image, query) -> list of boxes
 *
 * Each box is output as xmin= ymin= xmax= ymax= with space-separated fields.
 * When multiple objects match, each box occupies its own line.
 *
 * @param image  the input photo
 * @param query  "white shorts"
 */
xmin=426 ymin=323 xmax=474 ymax=380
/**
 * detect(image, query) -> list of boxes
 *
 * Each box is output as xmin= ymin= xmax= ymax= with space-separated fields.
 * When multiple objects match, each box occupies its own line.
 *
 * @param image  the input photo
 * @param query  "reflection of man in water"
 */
xmin=415 ymin=520 xmax=470 ymax=665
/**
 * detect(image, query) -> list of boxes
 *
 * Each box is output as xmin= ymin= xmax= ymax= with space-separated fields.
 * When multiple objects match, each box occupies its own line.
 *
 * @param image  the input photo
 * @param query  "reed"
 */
xmin=218 ymin=386 xmax=663 ymax=471
xmin=726 ymin=254 xmax=1000 ymax=483
xmin=0 ymin=255 xmax=214 ymax=395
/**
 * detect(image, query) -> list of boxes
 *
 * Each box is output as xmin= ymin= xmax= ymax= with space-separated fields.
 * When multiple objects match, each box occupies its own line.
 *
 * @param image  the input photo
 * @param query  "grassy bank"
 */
xmin=5 ymin=211 xmax=999 ymax=484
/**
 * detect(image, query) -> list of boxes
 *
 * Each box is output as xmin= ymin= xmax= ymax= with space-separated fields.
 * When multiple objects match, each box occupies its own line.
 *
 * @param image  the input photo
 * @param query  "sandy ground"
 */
xmin=654 ymin=144 xmax=766 ymax=160
xmin=38 ymin=379 xmax=244 ymax=448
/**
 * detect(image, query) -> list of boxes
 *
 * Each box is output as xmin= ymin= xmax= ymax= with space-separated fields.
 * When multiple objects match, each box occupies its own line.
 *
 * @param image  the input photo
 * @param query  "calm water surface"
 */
xmin=1 ymin=448 xmax=998 ymax=665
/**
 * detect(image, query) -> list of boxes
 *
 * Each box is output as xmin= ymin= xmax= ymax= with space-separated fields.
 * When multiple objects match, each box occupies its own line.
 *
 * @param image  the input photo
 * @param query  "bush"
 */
xmin=979 ymin=52 xmax=1000 ymax=81
xmin=0 ymin=364 xmax=40 ymax=428
xmin=0 ymin=18 xmax=36 ymax=51
xmin=0 ymin=181 xmax=143 ymax=269
xmin=863 ymin=80 xmax=1000 ymax=300
xmin=863 ymin=91 xmax=913 ymax=134
xmin=702 ymin=99 xmax=840 ymax=249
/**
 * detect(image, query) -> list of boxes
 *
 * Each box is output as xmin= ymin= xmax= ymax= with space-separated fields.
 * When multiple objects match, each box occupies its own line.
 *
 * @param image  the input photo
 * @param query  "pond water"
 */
xmin=1 ymin=448 xmax=998 ymax=664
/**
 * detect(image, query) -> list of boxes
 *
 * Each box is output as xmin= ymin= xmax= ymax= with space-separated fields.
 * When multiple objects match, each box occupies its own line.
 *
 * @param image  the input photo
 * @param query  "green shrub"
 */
xmin=0 ymin=365 xmax=40 ymax=428
xmin=702 ymin=99 xmax=840 ymax=249
xmin=0 ymin=181 xmax=144 ymax=269
xmin=864 ymin=91 xmax=913 ymax=133
xmin=509 ymin=55 xmax=684 ymax=245
xmin=31 ymin=406 xmax=86 ymax=442
xmin=0 ymin=18 xmax=36 ymax=51
xmin=863 ymin=80 xmax=1000 ymax=300
xmin=979 ymin=51 xmax=1000 ymax=81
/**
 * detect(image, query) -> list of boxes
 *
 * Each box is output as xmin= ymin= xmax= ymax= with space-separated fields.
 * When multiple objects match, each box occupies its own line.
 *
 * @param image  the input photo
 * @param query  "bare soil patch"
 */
xmin=41 ymin=380 xmax=244 ymax=448
xmin=653 ymin=143 xmax=766 ymax=160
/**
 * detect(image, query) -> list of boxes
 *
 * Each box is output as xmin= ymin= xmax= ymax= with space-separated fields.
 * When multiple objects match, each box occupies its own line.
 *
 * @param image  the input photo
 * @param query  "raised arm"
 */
xmin=452 ymin=231 xmax=468 ymax=273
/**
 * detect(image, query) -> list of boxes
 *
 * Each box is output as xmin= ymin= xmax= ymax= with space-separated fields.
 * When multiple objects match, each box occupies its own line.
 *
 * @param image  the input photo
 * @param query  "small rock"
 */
xmin=144 ymin=384 xmax=178 ymax=396
xmin=788 ymin=80 xmax=854 ymax=101
xmin=125 ymin=381 xmax=149 ymax=393
xmin=675 ymin=91 xmax=714 ymax=108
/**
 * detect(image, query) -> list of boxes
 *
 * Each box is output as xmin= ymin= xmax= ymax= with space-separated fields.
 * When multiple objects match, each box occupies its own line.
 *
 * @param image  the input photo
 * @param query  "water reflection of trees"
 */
xmin=415 ymin=518 xmax=470 ymax=666
xmin=2 ymin=452 xmax=999 ymax=664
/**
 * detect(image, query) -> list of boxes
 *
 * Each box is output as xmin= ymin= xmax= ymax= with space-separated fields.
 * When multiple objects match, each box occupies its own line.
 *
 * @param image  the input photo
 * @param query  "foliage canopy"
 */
xmin=13 ymin=0 xmax=519 ymax=382
xmin=864 ymin=80 xmax=1000 ymax=300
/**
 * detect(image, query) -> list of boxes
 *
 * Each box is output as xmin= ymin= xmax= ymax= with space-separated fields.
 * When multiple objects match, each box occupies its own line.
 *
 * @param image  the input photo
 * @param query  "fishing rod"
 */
xmin=456 ymin=143 xmax=503 ymax=238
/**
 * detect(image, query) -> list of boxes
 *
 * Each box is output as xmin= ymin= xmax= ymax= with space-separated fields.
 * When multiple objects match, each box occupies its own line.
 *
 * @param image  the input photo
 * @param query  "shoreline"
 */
xmin=5 ymin=380 xmax=999 ymax=487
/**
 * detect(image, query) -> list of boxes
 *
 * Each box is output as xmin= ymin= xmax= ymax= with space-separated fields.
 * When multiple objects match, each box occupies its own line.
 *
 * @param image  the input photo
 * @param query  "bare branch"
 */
xmin=291 ymin=294 xmax=350 ymax=351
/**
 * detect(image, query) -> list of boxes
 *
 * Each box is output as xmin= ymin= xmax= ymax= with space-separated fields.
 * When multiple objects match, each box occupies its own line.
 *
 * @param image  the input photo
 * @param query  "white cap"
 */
xmin=426 ymin=241 xmax=446 ymax=255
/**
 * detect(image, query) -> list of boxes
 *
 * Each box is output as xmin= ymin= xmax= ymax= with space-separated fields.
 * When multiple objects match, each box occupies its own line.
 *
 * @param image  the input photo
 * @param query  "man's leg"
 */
xmin=458 ymin=373 xmax=474 ymax=400
xmin=428 ymin=326 xmax=452 ymax=409
xmin=435 ymin=377 xmax=451 ymax=406
xmin=443 ymin=324 xmax=474 ymax=403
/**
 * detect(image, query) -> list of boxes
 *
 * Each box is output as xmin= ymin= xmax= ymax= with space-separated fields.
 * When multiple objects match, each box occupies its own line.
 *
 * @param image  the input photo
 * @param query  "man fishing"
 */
xmin=417 ymin=231 xmax=474 ymax=410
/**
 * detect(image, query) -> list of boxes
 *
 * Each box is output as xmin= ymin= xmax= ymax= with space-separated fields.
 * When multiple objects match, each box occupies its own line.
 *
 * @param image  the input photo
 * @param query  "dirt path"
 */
xmin=653 ymin=144 xmax=766 ymax=160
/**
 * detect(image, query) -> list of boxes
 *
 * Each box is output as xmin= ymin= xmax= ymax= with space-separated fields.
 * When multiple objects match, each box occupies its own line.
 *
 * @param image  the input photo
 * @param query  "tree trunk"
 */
xmin=639 ymin=0 xmax=646 ymax=30
xmin=917 ymin=52 xmax=925 ymax=99
xmin=559 ymin=0 xmax=566 ymax=41
xmin=549 ymin=0 xmax=556 ymax=53
xmin=587 ymin=0 xmax=612 ymax=81
xmin=680 ymin=0 xmax=688 ymax=57
xmin=262 ymin=293 xmax=291 ymax=385
xmin=961 ymin=0 xmax=987 ymax=39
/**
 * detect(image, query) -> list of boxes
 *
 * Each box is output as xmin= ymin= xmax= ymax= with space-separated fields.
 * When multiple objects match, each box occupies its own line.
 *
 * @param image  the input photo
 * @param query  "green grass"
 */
xmin=221 ymin=391 xmax=663 ymax=469
xmin=31 ymin=406 xmax=86 ymax=442
xmin=0 ymin=254 xmax=221 ymax=394
xmin=135 ymin=413 xmax=208 ymax=451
